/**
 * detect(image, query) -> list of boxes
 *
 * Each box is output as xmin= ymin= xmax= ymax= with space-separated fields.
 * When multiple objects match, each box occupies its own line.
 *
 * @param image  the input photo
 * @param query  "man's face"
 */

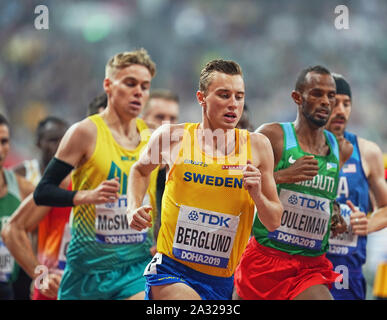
xmin=38 ymin=122 xmax=68 ymax=166
xmin=105 ymin=64 xmax=152 ymax=118
xmin=144 ymin=98 xmax=179 ymax=127
xmin=299 ymin=72 xmax=336 ymax=128
xmin=326 ymin=94 xmax=352 ymax=136
xmin=0 ymin=124 xmax=10 ymax=169
xmin=199 ymin=72 xmax=245 ymax=130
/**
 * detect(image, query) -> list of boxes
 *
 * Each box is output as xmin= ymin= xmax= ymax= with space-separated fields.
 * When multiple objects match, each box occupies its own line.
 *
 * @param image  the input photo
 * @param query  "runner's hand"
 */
xmin=274 ymin=155 xmax=318 ymax=184
xmin=38 ymin=273 xmax=62 ymax=299
xmin=243 ymin=160 xmax=262 ymax=199
xmin=128 ymin=205 xmax=153 ymax=231
xmin=347 ymin=200 xmax=368 ymax=236
xmin=73 ymin=177 xmax=120 ymax=205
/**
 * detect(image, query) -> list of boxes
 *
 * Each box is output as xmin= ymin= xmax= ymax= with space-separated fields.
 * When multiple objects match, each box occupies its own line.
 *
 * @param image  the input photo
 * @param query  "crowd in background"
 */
xmin=1 ymin=0 xmax=386 ymax=163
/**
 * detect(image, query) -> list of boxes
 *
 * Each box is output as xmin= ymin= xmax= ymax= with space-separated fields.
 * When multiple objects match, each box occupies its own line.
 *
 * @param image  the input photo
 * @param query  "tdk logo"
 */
xmin=188 ymin=211 xmax=230 ymax=228
xmin=288 ymin=194 xmax=325 ymax=211
xmin=288 ymin=195 xmax=298 ymax=205
xmin=299 ymin=195 xmax=326 ymax=211
xmin=188 ymin=210 xmax=199 ymax=221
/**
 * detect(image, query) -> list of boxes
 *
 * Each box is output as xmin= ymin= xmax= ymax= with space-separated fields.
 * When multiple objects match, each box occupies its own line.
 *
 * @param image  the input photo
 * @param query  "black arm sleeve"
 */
xmin=33 ymin=157 xmax=77 ymax=207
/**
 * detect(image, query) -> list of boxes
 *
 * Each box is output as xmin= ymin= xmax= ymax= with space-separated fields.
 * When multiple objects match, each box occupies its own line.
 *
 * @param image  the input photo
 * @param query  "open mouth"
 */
xmin=316 ymin=109 xmax=329 ymax=118
xmin=224 ymin=113 xmax=237 ymax=122
xmin=129 ymin=101 xmax=141 ymax=109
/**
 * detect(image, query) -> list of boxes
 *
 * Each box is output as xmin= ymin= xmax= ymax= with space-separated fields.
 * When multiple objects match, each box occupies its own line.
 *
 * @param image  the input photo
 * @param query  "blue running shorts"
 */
xmin=144 ymin=253 xmax=234 ymax=300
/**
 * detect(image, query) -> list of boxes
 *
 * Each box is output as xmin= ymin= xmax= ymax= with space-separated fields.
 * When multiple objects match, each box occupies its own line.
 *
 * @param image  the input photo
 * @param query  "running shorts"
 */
xmin=144 ymin=253 xmax=234 ymax=300
xmin=234 ymin=237 xmax=342 ymax=300
xmin=58 ymin=258 xmax=150 ymax=300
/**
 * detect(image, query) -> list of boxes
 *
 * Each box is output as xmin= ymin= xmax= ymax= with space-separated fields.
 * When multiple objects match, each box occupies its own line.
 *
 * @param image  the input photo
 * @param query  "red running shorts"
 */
xmin=234 ymin=237 xmax=342 ymax=300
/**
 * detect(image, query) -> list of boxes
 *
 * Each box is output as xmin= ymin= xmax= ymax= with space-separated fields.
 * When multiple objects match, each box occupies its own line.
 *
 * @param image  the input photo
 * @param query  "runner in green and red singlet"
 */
xmin=234 ymin=65 xmax=353 ymax=300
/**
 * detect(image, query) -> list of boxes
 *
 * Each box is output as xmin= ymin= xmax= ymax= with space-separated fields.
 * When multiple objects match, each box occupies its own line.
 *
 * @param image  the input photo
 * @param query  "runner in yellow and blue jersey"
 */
xmin=33 ymin=49 xmax=159 ymax=300
xmin=127 ymin=59 xmax=283 ymax=300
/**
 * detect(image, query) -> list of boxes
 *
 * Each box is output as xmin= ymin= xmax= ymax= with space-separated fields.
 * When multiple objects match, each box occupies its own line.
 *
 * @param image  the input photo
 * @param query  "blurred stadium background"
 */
xmin=1 ymin=0 xmax=386 ymax=163
xmin=0 ymin=0 xmax=386 ymax=299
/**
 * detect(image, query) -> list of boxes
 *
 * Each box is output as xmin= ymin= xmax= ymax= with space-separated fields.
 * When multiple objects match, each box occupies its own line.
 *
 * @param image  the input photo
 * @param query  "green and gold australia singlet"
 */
xmin=67 ymin=115 xmax=158 ymax=273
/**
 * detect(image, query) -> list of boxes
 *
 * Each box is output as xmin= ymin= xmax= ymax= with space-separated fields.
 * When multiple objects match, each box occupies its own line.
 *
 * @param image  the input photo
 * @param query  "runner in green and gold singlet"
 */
xmin=33 ymin=49 xmax=158 ymax=299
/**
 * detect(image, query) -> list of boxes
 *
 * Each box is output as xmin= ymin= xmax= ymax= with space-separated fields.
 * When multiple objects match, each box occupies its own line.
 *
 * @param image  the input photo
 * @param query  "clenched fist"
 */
xmin=127 ymin=205 xmax=153 ymax=231
xmin=243 ymin=160 xmax=262 ymax=199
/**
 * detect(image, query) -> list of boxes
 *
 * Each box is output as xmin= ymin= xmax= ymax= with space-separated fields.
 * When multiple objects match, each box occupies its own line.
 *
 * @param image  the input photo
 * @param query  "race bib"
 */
xmin=328 ymin=203 xmax=358 ymax=255
xmin=143 ymin=252 xmax=163 ymax=276
xmin=95 ymin=196 xmax=148 ymax=245
xmin=0 ymin=237 xmax=14 ymax=282
xmin=58 ymin=223 xmax=71 ymax=270
xmin=172 ymin=205 xmax=239 ymax=268
xmin=268 ymin=189 xmax=331 ymax=250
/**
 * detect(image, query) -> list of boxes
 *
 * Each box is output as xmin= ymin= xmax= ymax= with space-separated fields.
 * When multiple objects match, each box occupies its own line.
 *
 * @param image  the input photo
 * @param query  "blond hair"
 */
xmin=105 ymin=48 xmax=156 ymax=79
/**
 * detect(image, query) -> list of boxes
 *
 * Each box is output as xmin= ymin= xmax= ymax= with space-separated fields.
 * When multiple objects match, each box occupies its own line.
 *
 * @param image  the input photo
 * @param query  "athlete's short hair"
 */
xmin=36 ymin=116 xmax=69 ymax=143
xmin=332 ymin=73 xmax=352 ymax=100
xmin=295 ymin=65 xmax=332 ymax=92
xmin=199 ymin=59 xmax=243 ymax=95
xmin=88 ymin=92 xmax=107 ymax=116
xmin=105 ymin=48 xmax=156 ymax=79
xmin=142 ymin=89 xmax=179 ymax=115
xmin=0 ymin=113 xmax=9 ymax=128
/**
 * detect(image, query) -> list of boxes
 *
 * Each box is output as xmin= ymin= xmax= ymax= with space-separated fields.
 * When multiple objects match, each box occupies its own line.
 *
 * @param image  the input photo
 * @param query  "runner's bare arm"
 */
xmin=2 ymin=175 xmax=72 ymax=279
xmin=127 ymin=124 xmax=184 ymax=231
xmin=359 ymin=139 xmax=387 ymax=233
xmin=1 ymin=194 xmax=50 ymax=279
xmin=249 ymin=133 xmax=283 ymax=232
xmin=15 ymin=174 xmax=35 ymax=200
xmin=255 ymin=123 xmax=283 ymax=167
xmin=34 ymin=120 xmax=120 ymax=206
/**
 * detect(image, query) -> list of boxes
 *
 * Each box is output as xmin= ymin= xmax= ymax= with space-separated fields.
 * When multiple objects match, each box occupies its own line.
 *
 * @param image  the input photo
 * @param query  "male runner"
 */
xmin=13 ymin=117 xmax=68 ymax=186
xmin=33 ymin=48 xmax=157 ymax=300
xmin=0 ymin=114 xmax=34 ymax=300
xmin=127 ymin=59 xmax=283 ymax=300
xmin=3 ymin=117 xmax=71 ymax=300
xmin=325 ymin=74 xmax=387 ymax=300
xmin=234 ymin=65 xmax=353 ymax=300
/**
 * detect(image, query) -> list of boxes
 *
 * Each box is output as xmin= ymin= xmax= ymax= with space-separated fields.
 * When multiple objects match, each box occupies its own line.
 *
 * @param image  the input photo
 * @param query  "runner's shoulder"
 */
xmin=255 ymin=122 xmax=283 ymax=141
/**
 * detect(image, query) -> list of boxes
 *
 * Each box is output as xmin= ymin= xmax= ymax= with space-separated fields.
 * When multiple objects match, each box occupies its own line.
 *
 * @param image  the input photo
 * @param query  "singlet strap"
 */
xmin=281 ymin=122 xmax=297 ymax=150
xmin=4 ymin=169 xmax=20 ymax=200
xmin=324 ymin=130 xmax=339 ymax=162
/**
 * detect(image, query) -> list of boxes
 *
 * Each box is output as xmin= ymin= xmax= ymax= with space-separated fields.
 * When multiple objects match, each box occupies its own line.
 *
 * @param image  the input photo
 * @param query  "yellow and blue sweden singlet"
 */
xmin=157 ymin=123 xmax=255 ymax=277
xmin=67 ymin=114 xmax=158 ymax=273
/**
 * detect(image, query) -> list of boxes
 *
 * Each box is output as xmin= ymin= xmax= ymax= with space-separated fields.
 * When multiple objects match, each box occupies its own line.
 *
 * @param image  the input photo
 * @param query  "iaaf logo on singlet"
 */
xmin=187 ymin=210 xmax=230 ymax=228
xmin=288 ymin=194 xmax=326 ymax=211
xmin=222 ymin=165 xmax=244 ymax=170
xmin=184 ymin=159 xmax=208 ymax=167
